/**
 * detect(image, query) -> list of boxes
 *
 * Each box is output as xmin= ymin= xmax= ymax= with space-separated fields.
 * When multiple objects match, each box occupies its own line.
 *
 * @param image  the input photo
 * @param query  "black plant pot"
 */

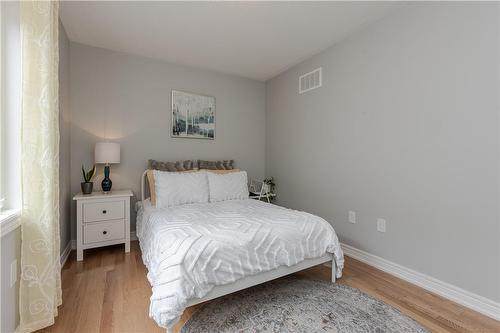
xmin=81 ymin=182 xmax=93 ymax=195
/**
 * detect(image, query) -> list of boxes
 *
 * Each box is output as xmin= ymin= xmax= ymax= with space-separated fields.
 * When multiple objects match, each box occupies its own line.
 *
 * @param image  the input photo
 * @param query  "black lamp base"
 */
xmin=101 ymin=165 xmax=113 ymax=192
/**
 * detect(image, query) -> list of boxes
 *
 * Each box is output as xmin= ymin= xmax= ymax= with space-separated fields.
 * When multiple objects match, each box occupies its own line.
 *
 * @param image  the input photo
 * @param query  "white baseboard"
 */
xmin=341 ymin=243 xmax=500 ymax=321
xmin=60 ymin=241 xmax=72 ymax=267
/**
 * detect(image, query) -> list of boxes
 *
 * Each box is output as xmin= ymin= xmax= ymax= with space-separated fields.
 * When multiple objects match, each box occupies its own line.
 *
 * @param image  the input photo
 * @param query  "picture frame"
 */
xmin=171 ymin=90 xmax=216 ymax=139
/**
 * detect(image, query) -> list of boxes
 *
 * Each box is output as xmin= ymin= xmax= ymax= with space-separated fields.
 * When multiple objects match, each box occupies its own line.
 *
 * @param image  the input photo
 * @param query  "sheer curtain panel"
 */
xmin=19 ymin=1 xmax=61 ymax=331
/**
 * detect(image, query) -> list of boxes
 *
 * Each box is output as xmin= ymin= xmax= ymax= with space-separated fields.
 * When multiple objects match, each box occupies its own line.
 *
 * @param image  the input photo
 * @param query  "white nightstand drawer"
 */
xmin=83 ymin=200 xmax=125 ymax=223
xmin=83 ymin=220 xmax=125 ymax=244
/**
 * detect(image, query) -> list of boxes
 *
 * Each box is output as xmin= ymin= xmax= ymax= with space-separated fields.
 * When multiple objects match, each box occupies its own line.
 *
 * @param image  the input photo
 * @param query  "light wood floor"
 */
xmin=38 ymin=242 xmax=499 ymax=333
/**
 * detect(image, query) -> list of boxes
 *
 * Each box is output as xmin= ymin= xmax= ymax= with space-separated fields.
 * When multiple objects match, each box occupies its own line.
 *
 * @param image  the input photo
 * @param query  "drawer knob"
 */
xmin=102 ymin=210 xmax=107 ymax=214
xmin=102 ymin=230 xmax=107 ymax=235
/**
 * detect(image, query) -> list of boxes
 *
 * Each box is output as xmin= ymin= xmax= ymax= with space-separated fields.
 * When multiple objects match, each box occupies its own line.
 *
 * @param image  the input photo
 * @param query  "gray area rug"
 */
xmin=181 ymin=278 xmax=430 ymax=333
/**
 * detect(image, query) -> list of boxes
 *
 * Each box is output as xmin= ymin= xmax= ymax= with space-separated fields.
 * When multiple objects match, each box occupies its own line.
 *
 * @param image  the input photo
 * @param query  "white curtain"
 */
xmin=19 ymin=1 xmax=61 ymax=332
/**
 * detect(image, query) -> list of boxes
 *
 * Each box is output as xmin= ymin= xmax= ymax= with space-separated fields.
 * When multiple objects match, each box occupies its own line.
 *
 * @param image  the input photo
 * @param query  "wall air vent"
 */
xmin=299 ymin=67 xmax=322 ymax=94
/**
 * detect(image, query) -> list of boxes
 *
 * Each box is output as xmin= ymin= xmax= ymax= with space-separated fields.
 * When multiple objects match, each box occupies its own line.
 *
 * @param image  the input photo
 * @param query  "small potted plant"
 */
xmin=81 ymin=164 xmax=96 ymax=194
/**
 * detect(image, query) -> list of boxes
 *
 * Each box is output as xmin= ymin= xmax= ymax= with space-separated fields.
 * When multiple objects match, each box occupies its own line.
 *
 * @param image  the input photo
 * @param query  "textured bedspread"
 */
xmin=137 ymin=199 xmax=344 ymax=328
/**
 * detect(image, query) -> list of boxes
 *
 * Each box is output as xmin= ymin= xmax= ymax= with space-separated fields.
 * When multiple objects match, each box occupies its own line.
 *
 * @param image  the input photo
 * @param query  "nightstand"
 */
xmin=73 ymin=189 xmax=133 ymax=261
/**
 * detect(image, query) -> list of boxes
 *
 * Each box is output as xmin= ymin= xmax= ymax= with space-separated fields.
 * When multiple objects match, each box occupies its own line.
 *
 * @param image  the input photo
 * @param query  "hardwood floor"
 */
xmin=38 ymin=242 xmax=499 ymax=333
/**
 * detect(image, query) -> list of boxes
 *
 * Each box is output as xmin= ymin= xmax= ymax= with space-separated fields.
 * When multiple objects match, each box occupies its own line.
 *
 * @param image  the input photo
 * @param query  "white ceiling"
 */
xmin=60 ymin=1 xmax=400 ymax=81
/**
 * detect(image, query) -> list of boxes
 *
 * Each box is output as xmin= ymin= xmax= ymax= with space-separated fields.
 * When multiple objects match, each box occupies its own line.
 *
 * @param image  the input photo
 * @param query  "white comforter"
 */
xmin=137 ymin=199 xmax=344 ymax=328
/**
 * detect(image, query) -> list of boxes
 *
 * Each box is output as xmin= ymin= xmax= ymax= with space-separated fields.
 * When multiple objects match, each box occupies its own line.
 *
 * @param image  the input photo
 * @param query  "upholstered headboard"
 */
xmin=141 ymin=170 xmax=150 ymax=202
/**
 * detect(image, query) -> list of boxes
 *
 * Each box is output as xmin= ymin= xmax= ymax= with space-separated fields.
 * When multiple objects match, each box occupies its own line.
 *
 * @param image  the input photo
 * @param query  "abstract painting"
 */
xmin=171 ymin=90 xmax=215 ymax=139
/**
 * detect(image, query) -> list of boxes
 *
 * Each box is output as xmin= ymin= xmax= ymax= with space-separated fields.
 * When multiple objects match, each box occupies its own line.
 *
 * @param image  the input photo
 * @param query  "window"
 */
xmin=1 ymin=1 xmax=5 ymax=211
xmin=0 ymin=1 xmax=21 ymax=220
xmin=0 ymin=0 xmax=3 ymax=211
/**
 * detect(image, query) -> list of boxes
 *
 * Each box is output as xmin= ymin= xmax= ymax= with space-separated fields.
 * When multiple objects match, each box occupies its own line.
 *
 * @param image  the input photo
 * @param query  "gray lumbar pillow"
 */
xmin=223 ymin=160 xmax=234 ymax=170
xmin=148 ymin=159 xmax=197 ymax=172
xmin=198 ymin=160 xmax=218 ymax=170
xmin=148 ymin=159 xmax=177 ymax=171
xmin=198 ymin=160 xmax=233 ymax=170
xmin=183 ymin=160 xmax=194 ymax=170
xmin=148 ymin=159 xmax=233 ymax=171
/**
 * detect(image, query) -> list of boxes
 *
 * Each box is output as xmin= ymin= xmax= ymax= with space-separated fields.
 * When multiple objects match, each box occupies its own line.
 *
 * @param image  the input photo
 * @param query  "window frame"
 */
xmin=0 ymin=0 xmax=3 ymax=211
xmin=0 ymin=1 xmax=21 ymax=233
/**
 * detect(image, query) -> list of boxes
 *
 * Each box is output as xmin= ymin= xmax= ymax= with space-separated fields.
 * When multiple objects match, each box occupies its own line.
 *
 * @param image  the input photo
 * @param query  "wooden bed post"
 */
xmin=331 ymin=257 xmax=336 ymax=283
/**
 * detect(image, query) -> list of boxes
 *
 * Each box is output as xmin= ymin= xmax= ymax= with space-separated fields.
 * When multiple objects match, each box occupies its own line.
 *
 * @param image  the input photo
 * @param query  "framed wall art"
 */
xmin=171 ymin=90 xmax=215 ymax=139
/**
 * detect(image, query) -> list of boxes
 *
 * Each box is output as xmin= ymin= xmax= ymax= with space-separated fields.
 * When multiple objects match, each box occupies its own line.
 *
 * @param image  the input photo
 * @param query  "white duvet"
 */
xmin=137 ymin=199 xmax=344 ymax=328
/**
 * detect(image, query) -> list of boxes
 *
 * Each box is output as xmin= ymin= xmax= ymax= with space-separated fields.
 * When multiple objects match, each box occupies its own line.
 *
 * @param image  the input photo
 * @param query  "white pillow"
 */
xmin=153 ymin=170 xmax=209 ymax=208
xmin=207 ymin=171 xmax=249 ymax=202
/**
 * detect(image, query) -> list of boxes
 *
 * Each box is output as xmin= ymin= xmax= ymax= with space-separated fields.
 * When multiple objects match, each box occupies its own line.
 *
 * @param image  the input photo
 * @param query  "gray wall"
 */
xmin=69 ymin=43 xmax=266 ymax=238
xmin=266 ymin=3 xmax=500 ymax=302
xmin=59 ymin=21 xmax=72 ymax=254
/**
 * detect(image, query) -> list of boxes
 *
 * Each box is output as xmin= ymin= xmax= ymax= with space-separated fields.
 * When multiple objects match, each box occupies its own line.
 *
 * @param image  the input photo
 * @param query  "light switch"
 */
xmin=348 ymin=211 xmax=356 ymax=224
xmin=377 ymin=218 xmax=386 ymax=233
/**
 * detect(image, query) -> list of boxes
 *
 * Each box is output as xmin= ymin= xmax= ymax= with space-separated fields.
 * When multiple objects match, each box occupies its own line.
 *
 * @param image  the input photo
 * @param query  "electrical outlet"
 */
xmin=377 ymin=218 xmax=386 ymax=233
xmin=10 ymin=259 xmax=17 ymax=287
xmin=348 ymin=211 xmax=356 ymax=224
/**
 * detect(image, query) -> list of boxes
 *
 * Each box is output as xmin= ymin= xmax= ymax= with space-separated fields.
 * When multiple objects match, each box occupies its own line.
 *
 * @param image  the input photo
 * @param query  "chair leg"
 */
xmin=331 ymin=258 xmax=336 ymax=283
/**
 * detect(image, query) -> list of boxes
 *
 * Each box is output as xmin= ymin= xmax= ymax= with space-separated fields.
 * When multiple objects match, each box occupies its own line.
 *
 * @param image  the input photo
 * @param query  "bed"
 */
xmin=136 ymin=169 xmax=344 ymax=331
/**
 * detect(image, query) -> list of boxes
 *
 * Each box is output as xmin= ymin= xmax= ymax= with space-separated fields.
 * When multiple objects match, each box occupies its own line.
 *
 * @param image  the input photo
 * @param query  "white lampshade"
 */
xmin=94 ymin=142 xmax=120 ymax=164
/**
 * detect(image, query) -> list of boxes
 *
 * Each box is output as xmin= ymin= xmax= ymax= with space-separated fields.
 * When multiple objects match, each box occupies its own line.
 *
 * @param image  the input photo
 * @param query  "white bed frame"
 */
xmin=140 ymin=170 xmax=337 ymax=332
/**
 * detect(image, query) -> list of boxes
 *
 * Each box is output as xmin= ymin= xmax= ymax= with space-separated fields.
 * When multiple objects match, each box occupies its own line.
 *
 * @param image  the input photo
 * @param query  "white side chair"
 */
xmin=249 ymin=180 xmax=275 ymax=203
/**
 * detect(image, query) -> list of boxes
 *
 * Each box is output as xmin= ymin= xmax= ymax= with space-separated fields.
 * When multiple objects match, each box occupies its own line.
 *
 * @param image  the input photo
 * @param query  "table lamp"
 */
xmin=94 ymin=142 xmax=120 ymax=192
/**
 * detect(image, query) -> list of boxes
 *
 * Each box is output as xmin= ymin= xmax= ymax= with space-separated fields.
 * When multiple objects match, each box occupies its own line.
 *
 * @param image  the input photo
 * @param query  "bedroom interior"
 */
xmin=0 ymin=1 xmax=499 ymax=333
